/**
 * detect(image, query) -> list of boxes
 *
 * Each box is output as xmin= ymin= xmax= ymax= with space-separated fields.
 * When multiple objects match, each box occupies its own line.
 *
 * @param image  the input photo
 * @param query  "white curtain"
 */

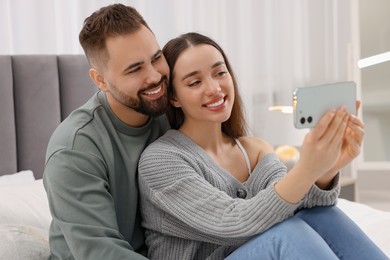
xmin=0 ymin=0 xmax=359 ymax=145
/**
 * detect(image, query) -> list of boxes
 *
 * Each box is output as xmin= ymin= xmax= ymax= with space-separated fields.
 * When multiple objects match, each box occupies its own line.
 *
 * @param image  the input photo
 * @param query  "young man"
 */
xmin=43 ymin=4 xmax=170 ymax=259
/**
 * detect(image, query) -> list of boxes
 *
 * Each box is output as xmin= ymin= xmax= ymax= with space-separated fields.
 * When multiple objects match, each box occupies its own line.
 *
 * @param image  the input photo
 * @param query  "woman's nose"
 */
xmin=205 ymin=78 xmax=221 ymax=95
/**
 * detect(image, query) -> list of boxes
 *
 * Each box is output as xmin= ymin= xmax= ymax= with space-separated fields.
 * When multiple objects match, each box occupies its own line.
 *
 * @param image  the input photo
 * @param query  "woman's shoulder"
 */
xmin=237 ymin=136 xmax=274 ymax=166
xmin=142 ymin=130 xmax=194 ymax=156
xmin=238 ymin=136 xmax=274 ymax=152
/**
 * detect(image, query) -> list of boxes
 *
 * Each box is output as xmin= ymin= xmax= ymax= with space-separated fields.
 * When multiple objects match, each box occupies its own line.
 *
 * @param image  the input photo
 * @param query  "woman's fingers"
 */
xmin=330 ymin=113 xmax=349 ymax=148
xmin=346 ymin=115 xmax=365 ymax=143
xmin=309 ymin=109 xmax=336 ymax=140
xmin=349 ymin=114 xmax=364 ymax=128
xmin=319 ymin=107 xmax=348 ymax=145
xmin=356 ymin=100 xmax=361 ymax=113
xmin=312 ymin=101 xmax=362 ymax=142
xmin=344 ymin=131 xmax=362 ymax=155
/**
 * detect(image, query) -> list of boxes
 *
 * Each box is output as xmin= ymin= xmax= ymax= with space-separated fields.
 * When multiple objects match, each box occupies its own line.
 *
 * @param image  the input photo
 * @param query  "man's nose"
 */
xmin=144 ymin=64 xmax=162 ymax=85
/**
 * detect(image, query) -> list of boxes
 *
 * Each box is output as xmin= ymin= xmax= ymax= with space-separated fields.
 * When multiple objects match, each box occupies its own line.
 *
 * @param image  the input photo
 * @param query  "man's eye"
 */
xmin=152 ymin=55 xmax=161 ymax=63
xmin=128 ymin=67 xmax=141 ymax=74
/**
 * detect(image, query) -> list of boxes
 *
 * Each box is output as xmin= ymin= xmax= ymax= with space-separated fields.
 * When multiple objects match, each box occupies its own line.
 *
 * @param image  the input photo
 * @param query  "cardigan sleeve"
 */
xmin=247 ymin=154 xmax=340 ymax=209
xmin=138 ymin=144 xmax=299 ymax=246
xmin=299 ymin=173 xmax=340 ymax=208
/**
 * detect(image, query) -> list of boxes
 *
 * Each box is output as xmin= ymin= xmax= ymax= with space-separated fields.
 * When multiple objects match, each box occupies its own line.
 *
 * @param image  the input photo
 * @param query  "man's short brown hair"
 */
xmin=79 ymin=4 xmax=150 ymax=68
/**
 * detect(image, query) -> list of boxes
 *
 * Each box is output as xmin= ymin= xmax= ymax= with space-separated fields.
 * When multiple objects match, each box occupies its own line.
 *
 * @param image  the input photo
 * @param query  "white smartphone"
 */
xmin=293 ymin=81 xmax=357 ymax=129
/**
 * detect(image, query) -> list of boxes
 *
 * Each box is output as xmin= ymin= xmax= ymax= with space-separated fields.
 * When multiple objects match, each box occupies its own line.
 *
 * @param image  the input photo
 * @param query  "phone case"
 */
xmin=293 ymin=81 xmax=357 ymax=129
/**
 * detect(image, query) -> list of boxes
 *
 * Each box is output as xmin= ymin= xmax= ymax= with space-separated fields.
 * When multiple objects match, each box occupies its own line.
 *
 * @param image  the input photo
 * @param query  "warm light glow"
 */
xmin=268 ymin=106 xmax=293 ymax=114
xmin=358 ymin=51 xmax=390 ymax=68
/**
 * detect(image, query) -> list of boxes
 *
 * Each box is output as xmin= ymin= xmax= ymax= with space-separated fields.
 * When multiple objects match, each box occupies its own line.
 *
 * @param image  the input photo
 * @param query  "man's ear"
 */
xmin=170 ymin=97 xmax=181 ymax=108
xmin=89 ymin=68 xmax=108 ymax=92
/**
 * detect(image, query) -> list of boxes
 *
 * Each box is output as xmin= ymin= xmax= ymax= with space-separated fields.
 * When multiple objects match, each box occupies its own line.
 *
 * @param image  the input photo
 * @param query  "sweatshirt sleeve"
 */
xmin=138 ymin=145 xmax=299 ymax=246
xmin=44 ymin=149 xmax=148 ymax=260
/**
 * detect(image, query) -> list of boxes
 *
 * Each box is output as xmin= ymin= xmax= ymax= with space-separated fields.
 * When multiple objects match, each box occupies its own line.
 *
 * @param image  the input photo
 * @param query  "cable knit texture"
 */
xmin=138 ymin=130 xmax=340 ymax=260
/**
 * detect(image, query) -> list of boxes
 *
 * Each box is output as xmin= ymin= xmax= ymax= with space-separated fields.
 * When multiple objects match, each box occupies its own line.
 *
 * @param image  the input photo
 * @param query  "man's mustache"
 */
xmin=139 ymin=75 xmax=168 ymax=94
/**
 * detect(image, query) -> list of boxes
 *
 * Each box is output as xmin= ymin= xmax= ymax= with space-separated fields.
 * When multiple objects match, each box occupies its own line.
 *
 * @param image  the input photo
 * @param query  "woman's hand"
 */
xmin=274 ymin=106 xmax=349 ymax=203
xmin=331 ymin=115 xmax=364 ymax=169
xmin=298 ymin=106 xmax=349 ymax=181
xmin=274 ymin=102 xmax=362 ymax=202
xmin=317 ymin=101 xmax=365 ymax=186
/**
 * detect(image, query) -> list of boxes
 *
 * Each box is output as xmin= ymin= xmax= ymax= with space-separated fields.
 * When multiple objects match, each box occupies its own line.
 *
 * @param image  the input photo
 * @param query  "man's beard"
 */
xmin=109 ymin=76 xmax=169 ymax=117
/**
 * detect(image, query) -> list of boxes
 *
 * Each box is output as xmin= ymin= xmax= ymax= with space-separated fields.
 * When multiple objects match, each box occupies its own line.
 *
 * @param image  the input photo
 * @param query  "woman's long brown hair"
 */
xmin=162 ymin=32 xmax=248 ymax=138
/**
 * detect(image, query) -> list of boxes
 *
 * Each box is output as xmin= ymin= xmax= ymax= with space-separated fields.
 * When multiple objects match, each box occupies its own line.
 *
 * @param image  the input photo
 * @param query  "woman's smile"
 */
xmin=203 ymin=96 xmax=226 ymax=110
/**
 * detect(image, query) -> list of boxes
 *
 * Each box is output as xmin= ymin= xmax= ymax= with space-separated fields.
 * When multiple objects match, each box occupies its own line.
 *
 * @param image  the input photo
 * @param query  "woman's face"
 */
xmin=171 ymin=44 xmax=235 ymax=127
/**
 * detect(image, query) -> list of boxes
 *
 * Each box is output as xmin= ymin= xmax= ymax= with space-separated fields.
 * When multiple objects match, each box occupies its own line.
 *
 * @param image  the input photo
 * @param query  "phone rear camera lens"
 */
xmin=307 ymin=116 xmax=313 ymax=123
xmin=300 ymin=117 xmax=305 ymax=124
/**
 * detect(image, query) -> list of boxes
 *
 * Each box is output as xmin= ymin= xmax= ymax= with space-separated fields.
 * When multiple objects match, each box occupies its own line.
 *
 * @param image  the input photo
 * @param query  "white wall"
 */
xmin=359 ymin=0 xmax=390 ymax=162
xmin=0 ymin=0 xmax=359 ymax=146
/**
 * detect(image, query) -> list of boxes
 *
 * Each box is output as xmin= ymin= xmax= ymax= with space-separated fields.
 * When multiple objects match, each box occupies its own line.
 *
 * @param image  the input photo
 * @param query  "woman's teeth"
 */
xmin=206 ymin=98 xmax=224 ymax=108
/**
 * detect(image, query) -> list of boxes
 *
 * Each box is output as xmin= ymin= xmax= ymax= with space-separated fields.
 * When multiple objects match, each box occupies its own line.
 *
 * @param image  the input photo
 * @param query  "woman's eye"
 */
xmin=188 ymin=81 xmax=201 ymax=87
xmin=216 ymin=71 xmax=227 ymax=77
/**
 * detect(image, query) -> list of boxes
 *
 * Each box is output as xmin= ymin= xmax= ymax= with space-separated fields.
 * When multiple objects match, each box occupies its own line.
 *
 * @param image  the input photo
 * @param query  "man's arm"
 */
xmin=44 ymin=149 xmax=148 ymax=260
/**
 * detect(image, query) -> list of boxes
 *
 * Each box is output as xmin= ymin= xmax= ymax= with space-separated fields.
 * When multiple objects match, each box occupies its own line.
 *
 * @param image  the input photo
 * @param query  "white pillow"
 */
xmin=0 ymin=179 xmax=51 ymax=230
xmin=0 ymin=224 xmax=50 ymax=260
xmin=0 ymin=170 xmax=35 ymax=187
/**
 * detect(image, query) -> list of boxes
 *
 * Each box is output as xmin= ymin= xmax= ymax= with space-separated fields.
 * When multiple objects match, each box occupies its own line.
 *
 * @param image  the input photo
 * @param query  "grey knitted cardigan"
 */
xmin=138 ymin=130 xmax=340 ymax=260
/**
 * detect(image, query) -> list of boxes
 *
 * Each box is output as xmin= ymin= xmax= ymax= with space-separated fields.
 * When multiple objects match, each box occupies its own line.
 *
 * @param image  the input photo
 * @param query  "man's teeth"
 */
xmin=206 ymin=98 xmax=224 ymax=108
xmin=144 ymin=86 xmax=161 ymax=95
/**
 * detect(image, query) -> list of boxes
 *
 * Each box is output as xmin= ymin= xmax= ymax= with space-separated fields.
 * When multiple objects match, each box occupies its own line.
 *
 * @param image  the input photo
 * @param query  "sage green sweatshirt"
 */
xmin=43 ymin=91 xmax=169 ymax=260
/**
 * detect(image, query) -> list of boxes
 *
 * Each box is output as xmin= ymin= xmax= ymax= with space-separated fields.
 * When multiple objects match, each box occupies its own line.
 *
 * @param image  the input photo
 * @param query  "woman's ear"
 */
xmin=89 ymin=68 xmax=108 ymax=92
xmin=170 ymin=97 xmax=181 ymax=108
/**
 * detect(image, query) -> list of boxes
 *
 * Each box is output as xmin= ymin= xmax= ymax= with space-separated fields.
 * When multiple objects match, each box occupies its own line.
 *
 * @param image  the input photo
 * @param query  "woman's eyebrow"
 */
xmin=211 ymin=61 xmax=225 ymax=68
xmin=181 ymin=70 xmax=199 ymax=81
xmin=181 ymin=61 xmax=225 ymax=81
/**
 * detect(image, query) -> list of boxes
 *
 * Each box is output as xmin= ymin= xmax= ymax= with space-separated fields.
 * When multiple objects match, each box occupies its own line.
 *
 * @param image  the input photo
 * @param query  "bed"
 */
xmin=0 ymin=55 xmax=389 ymax=259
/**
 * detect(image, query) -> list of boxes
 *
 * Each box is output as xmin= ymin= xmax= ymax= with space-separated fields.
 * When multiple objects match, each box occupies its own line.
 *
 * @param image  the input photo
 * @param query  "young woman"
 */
xmin=138 ymin=32 xmax=387 ymax=260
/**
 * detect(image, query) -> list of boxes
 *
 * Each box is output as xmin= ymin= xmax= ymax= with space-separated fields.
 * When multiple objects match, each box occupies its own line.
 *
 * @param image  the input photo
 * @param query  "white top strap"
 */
xmin=234 ymin=138 xmax=251 ymax=175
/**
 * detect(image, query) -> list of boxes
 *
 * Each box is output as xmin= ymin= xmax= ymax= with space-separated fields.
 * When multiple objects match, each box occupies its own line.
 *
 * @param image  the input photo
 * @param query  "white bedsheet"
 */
xmin=338 ymin=198 xmax=390 ymax=257
xmin=0 ymin=178 xmax=389 ymax=259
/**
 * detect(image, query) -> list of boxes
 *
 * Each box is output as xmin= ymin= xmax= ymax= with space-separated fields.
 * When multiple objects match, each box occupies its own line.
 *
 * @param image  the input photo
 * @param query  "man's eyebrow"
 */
xmin=181 ymin=61 xmax=225 ymax=81
xmin=123 ymin=61 xmax=144 ymax=74
xmin=122 ymin=50 xmax=162 ymax=74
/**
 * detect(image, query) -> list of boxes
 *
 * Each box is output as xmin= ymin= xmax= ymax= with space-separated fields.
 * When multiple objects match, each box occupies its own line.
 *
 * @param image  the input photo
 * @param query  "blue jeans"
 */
xmin=226 ymin=206 xmax=388 ymax=260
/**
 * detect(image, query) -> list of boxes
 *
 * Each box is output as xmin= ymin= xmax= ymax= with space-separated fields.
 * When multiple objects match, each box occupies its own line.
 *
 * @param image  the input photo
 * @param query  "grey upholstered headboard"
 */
xmin=0 ymin=55 xmax=97 ymax=179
